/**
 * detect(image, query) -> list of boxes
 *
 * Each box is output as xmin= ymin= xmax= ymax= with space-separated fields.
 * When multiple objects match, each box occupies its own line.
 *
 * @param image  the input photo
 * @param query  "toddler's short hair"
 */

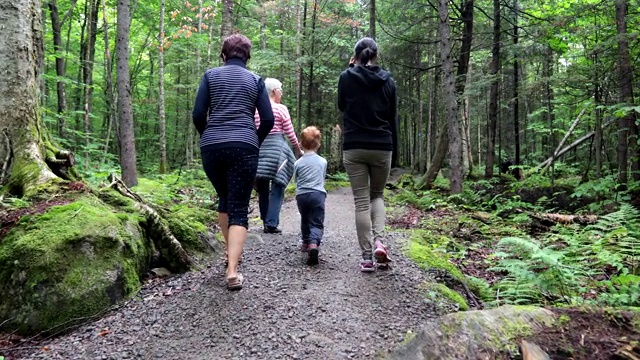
xmin=300 ymin=126 xmax=321 ymax=151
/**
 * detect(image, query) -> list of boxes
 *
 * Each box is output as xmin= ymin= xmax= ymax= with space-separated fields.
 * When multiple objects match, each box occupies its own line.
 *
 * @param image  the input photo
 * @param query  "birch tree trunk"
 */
xmin=116 ymin=0 xmax=138 ymax=187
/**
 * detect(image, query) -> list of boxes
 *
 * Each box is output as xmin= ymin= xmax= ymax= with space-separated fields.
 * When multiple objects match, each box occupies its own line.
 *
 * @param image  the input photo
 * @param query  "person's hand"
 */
xmin=348 ymin=56 xmax=356 ymax=68
xmin=295 ymin=146 xmax=304 ymax=158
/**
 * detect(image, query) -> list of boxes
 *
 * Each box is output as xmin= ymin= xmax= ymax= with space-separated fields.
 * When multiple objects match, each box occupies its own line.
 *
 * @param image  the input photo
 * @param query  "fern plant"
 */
xmin=489 ymin=203 xmax=640 ymax=307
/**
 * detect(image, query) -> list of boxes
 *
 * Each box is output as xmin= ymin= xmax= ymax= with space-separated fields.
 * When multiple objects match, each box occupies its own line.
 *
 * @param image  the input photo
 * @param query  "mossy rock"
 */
xmin=406 ymin=237 xmax=465 ymax=283
xmin=420 ymin=282 xmax=469 ymax=311
xmin=162 ymin=204 xmax=220 ymax=254
xmin=388 ymin=305 xmax=556 ymax=360
xmin=0 ymin=195 xmax=149 ymax=335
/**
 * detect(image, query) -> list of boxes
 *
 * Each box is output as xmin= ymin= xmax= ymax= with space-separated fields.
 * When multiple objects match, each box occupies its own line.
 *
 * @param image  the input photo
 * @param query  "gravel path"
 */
xmin=19 ymin=188 xmax=435 ymax=359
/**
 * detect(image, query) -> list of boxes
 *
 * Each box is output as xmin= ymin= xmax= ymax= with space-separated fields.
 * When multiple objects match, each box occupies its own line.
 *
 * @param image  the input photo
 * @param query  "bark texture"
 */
xmin=0 ymin=0 xmax=65 ymax=196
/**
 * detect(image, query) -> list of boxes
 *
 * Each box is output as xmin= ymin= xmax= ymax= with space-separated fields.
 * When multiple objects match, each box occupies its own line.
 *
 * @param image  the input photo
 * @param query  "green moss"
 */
xmin=556 ymin=314 xmax=571 ymax=326
xmin=132 ymin=178 xmax=173 ymax=205
xmin=421 ymin=282 xmax=469 ymax=311
xmin=0 ymin=195 xmax=148 ymax=335
xmin=406 ymin=237 xmax=464 ymax=282
xmin=163 ymin=204 xmax=216 ymax=253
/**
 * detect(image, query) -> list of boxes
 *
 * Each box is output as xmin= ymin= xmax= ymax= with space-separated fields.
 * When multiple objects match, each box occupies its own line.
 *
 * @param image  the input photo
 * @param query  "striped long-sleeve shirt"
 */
xmin=192 ymin=58 xmax=274 ymax=150
xmin=255 ymin=101 xmax=299 ymax=148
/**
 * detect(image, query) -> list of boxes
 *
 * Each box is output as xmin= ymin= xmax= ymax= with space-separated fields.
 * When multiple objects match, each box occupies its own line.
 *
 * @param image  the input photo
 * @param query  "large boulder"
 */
xmin=388 ymin=306 xmax=556 ymax=360
xmin=0 ymin=195 xmax=149 ymax=335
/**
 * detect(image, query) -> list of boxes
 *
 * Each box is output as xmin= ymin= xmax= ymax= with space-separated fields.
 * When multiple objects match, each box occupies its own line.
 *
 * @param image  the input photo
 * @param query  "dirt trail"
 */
xmin=18 ymin=188 xmax=435 ymax=360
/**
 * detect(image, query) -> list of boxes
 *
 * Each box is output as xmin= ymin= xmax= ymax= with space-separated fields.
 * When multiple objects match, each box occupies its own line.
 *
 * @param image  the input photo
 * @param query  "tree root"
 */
xmin=107 ymin=173 xmax=192 ymax=272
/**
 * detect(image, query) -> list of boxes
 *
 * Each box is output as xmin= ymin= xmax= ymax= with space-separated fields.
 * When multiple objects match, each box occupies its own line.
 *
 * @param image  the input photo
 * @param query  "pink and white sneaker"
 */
xmin=374 ymin=240 xmax=391 ymax=264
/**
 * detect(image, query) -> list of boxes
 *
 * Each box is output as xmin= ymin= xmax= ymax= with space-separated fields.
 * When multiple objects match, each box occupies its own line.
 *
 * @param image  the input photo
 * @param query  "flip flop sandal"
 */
xmin=226 ymin=273 xmax=244 ymax=290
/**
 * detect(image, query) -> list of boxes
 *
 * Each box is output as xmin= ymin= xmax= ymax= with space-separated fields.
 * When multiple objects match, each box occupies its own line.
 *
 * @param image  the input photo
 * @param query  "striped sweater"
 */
xmin=192 ymin=58 xmax=274 ymax=150
xmin=254 ymin=102 xmax=299 ymax=148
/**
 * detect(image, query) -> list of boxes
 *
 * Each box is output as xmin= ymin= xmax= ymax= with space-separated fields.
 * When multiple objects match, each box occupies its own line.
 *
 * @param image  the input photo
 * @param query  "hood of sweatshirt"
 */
xmin=345 ymin=65 xmax=390 ymax=88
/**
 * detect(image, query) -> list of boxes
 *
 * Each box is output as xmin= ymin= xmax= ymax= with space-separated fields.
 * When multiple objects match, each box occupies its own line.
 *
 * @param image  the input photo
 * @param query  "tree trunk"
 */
xmin=485 ymin=0 xmax=500 ymax=178
xmin=615 ymin=0 xmax=637 ymax=185
xmin=594 ymin=67 xmax=603 ymax=178
xmin=513 ymin=3 xmax=520 ymax=172
xmin=221 ymin=0 xmax=234 ymax=37
xmin=305 ymin=0 xmax=318 ymax=125
xmin=101 ymin=0 xmax=117 ymax=162
xmin=439 ymin=0 xmax=462 ymax=193
xmin=116 ymin=0 xmax=138 ymax=187
xmin=544 ymin=47 xmax=556 ymax=158
xmin=0 ymin=0 xmax=76 ymax=197
xmin=158 ymin=0 xmax=168 ymax=174
xmin=369 ymin=0 xmax=376 ymax=39
xmin=295 ymin=0 xmax=307 ymax=133
xmin=47 ymin=0 xmax=77 ymax=139
xmin=421 ymin=1 xmax=473 ymax=190
xmin=83 ymin=0 xmax=99 ymax=171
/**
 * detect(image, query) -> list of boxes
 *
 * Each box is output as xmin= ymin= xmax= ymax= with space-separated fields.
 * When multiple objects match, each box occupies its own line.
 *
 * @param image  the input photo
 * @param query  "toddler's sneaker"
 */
xmin=360 ymin=259 xmax=375 ymax=273
xmin=299 ymin=240 xmax=310 ymax=252
xmin=307 ymin=243 xmax=319 ymax=265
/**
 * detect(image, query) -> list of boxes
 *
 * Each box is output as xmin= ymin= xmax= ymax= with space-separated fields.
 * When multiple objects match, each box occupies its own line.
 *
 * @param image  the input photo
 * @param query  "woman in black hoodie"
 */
xmin=338 ymin=37 xmax=398 ymax=272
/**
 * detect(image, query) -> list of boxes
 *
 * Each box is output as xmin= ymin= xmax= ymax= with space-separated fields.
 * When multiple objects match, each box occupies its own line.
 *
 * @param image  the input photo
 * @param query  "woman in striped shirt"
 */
xmin=254 ymin=78 xmax=303 ymax=234
xmin=193 ymin=34 xmax=274 ymax=290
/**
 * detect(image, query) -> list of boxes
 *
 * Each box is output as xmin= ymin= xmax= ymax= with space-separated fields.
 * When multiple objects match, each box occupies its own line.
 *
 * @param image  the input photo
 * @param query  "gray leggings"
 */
xmin=343 ymin=149 xmax=392 ymax=259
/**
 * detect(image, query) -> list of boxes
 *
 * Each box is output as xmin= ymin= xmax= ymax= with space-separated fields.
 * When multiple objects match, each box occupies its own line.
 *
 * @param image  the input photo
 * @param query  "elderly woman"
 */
xmin=254 ymin=78 xmax=303 ymax=234
xmin=192 ymin=33 xmax=274 ymax=290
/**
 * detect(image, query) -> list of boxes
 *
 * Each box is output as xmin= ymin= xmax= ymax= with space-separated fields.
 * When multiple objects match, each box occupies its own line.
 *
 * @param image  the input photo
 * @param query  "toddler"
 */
xmin=293 ymin=126 xmax=327 ymax=265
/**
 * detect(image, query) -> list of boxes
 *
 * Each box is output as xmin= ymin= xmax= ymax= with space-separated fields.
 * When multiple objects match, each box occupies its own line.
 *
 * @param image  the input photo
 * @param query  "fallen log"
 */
xmin=534 ymin=118 xmax=614 ymax=172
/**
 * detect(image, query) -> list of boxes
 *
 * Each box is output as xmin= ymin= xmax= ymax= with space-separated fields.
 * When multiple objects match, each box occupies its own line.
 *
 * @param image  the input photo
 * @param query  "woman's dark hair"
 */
xmin=220 ymin=33 xmax=252 ymax=62
xmin=354 ymin=37 xmax=378 ymax=65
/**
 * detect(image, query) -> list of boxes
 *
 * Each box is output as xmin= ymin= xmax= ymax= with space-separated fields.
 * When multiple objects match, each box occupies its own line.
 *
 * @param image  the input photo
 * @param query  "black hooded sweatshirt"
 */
xmin=338 ymin=64 xmax=398 ymax=156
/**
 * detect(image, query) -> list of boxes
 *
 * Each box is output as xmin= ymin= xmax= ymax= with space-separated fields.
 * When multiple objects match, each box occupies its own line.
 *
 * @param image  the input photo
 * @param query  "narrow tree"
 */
xmin=438 ymin=0 xmax=462 ymax=193
xmin=82 ymin=0 xmax=99 ymax=171
xmin=615 ymin=0 xmax=637 ymax=185
xmin=512 ymin=1 xmax=520 ymax=173
xmin=485 ymin=0 xmax=500 ymax=178
xmin=369 ymin=0 xmax=376 ymax=40
xmin=47 ymin=0 xmax=78 ymax=138
xmin=101 ymin=0 xmax=117 ymax=161
xmin=116 ymin=0 xmax=138 ymax=187
xmin=222 ymin=0 xmax=234 ymax=37
xmin=158 ymin=0 xmax=168 ymax=174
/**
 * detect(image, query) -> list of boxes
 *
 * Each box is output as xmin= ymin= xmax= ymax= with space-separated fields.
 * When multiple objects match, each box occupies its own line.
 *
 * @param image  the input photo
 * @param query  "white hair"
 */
xmin=264 ymin=78 xmax=282 ymax=95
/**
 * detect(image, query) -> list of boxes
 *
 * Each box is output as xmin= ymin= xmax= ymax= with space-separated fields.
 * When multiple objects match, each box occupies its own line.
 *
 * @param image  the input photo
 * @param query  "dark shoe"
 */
xmin=263 ymin=226 xmax=282 ymax=234
xmin=307 ymin=244 xmax=319 ymax=265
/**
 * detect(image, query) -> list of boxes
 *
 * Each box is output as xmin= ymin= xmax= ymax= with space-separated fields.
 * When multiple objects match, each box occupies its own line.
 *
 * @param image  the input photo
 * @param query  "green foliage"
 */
xmin=490 ymin=204 xmax=640 ymax=307
xmin=391 ymin=189 xmax=448 ymax=211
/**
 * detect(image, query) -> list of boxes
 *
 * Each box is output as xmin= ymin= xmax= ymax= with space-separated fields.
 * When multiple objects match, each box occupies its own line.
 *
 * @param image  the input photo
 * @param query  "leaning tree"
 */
xmin=0 ymin=0 xmax=75 ymax=197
